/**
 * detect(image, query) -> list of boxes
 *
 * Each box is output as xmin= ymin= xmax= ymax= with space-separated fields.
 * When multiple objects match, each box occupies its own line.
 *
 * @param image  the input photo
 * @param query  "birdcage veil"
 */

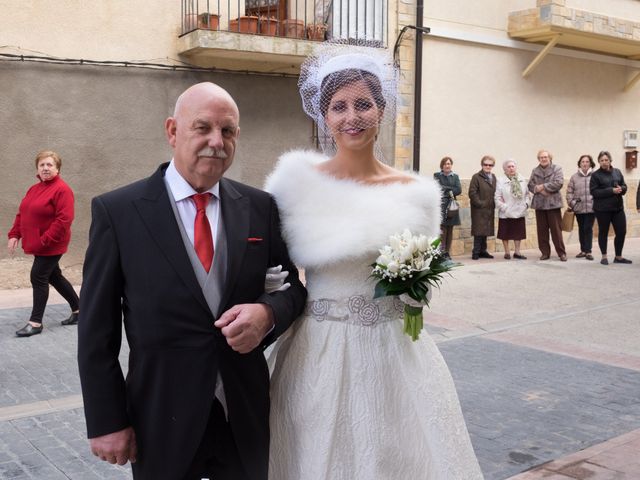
xmin=298 ymin=39 xmax=399 ymax=157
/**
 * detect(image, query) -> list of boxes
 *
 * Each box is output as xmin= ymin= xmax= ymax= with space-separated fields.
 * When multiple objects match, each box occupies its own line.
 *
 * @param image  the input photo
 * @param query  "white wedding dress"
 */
xmin=265 ymin=150 xmax=484 ymax=480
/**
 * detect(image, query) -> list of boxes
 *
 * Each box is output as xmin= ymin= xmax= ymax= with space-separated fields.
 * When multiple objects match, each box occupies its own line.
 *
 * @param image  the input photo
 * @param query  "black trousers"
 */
xmin=472 ymin=236 xmax=488 ymax=255
xmin=594 ymin=209 xmax=626 ymax=256
xmin=183 ymin=400 xmax=250 ymax=480
xmin=30 ymin=255 xmax=79 ymax=324
xmin=575 ymin=213 xmax=595 ymax=254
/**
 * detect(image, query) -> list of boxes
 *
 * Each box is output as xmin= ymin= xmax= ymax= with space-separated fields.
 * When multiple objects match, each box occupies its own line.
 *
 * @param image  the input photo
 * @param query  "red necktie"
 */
xmin=191 ymin=193 xmax=214 ymax=272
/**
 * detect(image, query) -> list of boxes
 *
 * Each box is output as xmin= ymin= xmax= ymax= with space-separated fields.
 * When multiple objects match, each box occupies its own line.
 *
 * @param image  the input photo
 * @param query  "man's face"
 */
xmin=537 ymin=151 xmax=551 ymax=168
xmin=166 ymin=85 xmax=240 ymax=192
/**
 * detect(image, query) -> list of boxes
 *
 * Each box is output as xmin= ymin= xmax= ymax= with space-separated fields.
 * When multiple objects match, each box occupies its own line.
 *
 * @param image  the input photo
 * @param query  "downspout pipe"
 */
xmin=393 ymin=23 xmax=429 ymax=172
xmin=413 ymin=0 xmax=425 ymax=172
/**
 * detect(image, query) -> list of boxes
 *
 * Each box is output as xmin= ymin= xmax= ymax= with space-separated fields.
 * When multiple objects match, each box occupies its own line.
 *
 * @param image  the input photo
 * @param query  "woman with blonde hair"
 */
xmin=7 ymin=150 xmax=79 ymax=337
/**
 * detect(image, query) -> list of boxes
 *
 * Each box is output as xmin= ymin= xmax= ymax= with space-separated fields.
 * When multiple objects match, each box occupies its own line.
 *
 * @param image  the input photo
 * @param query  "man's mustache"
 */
xmin=197 ymin=147 xmax=228 ymax=159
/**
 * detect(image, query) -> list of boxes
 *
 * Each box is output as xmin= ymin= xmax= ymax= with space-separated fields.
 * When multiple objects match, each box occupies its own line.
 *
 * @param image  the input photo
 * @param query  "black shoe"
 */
xmin=16 ymin=323 xmax=43 ymax=337
xmin=613 ymin=257 xmax=632 ymax=264
xmin=61 ymin=312 xmax=79 ymax=326
xmin=585 ymin=254 xmax=594 ymax=261
xmin=479 ymin=251 xmax=494 ymax=259
xmin=600 ymin=258 xmax=609 ymax=265
xmin=513 ymin=253 xmax=527 ymax=260
xmin=539 ymin=255 xmax=550 ymax=261
xmin=472 ymin=254 xmax=479 ymax=260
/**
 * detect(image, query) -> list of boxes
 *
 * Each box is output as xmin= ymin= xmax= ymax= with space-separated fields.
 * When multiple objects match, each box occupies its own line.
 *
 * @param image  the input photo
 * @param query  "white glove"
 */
xmin=265 ymin=265 xmax=290 ymax=294
xmin=399 ymin=289 xmax=433 ymax=308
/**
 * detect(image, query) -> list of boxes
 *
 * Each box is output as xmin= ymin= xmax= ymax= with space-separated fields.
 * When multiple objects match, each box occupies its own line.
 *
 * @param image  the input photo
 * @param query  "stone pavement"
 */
xmin=0 ymin=238 xmax=639 ymax=479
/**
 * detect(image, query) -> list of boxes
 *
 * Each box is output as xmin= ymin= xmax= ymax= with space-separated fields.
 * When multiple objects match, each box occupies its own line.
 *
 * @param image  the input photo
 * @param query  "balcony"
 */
xmin=177 ymin=0 xmax=389 ymax=74
xmin=508 ymin=0 xmax=640 ymax=85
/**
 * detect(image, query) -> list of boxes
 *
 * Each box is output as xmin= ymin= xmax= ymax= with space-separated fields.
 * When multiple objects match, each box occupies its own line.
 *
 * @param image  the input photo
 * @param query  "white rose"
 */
xmin=376 ymin=254 xmax=391 ymax=266
xmin=387 ymin=261 xmax=400 ymax=273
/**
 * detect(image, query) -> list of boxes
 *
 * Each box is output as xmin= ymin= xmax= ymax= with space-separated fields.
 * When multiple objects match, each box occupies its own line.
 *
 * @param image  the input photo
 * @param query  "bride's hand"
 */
xmin=265 ymin=265 xmax=290 ymax=293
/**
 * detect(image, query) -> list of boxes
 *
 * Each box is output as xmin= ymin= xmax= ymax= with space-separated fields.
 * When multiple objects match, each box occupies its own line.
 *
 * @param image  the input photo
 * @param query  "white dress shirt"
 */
xmin=164 ymin=160 xmax=220 ymax=249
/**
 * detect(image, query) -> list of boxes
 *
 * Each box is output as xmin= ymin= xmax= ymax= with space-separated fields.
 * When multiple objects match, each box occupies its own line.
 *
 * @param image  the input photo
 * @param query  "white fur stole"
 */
xmin=265 ymin=150 xmax=442 ymax=268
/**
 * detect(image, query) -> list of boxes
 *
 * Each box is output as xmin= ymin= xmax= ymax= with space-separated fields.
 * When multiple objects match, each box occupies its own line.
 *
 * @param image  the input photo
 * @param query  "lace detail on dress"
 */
xmin=306 ymin=295 xmax=404 ymax=326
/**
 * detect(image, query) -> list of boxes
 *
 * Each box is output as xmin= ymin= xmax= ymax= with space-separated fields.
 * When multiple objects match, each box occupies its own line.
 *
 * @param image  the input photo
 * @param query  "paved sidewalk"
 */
xmin=0 ymin=238 xmax=639 ymax=479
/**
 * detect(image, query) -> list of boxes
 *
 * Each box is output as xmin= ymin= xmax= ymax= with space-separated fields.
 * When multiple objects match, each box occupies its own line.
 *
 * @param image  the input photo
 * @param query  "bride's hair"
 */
xmin=319 ymin=69 xmax=386 ymax=118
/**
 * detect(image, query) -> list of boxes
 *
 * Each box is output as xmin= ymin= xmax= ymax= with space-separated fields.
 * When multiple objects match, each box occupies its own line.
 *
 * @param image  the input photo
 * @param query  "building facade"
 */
xmin=2 ymin=0 xmax=639 ymax=265
xmin=410 ymin=0 xmax=640 ymax=254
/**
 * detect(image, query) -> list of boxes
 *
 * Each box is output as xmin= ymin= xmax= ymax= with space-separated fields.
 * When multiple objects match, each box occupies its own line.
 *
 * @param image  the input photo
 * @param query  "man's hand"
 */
xmin=215 ymin=304 xmax=275 ymax=353
xmin=90 ymin=427 xmax=137 ymax=466
xmin=534 ymin=184 xmax=545 ymax=193
xmin=7 ymin=238 xmax=18 ymax=254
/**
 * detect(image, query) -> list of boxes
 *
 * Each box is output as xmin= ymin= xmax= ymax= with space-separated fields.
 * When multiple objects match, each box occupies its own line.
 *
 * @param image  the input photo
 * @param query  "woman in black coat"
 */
xmin=434 ymin=156 xmax=462 ymax=258
xmin=590 ymin=151 xmax=631 ymax=265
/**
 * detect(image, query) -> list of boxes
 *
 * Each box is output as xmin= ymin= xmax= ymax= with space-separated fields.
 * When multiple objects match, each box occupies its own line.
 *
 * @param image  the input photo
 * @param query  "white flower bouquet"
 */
xmin=370 ymin=229 xmax=459 ymax=341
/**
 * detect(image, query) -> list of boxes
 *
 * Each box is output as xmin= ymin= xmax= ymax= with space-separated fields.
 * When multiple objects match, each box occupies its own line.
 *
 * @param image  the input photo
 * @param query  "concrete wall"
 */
xmin=0 ymin=62 xmax=313 ymax=264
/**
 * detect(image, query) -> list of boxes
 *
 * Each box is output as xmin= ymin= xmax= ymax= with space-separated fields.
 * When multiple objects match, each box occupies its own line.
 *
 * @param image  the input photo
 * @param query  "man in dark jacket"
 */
xmin=78 ymin=82 xmax=307 ymax=480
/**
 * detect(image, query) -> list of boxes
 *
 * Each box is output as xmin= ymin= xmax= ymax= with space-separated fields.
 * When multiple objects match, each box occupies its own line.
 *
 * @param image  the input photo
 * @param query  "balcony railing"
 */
xmin=180 ymin=0 xmax=388 ymax=45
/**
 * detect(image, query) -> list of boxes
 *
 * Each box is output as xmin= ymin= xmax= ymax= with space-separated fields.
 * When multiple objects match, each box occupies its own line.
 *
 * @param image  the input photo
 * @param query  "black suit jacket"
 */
xmin=78 ymin=163 xmax=306 ymax=480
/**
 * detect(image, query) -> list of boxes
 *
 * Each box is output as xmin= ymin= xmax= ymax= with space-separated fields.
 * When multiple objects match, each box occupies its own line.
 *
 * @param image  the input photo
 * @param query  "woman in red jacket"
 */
xmin=7 ymin=150 xmax=80 ymax=337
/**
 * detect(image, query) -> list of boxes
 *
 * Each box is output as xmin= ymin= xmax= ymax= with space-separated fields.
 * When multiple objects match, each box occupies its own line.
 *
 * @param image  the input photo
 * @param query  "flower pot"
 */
xmin=306 ymin=23 xmax=327 ymax=41
xmin=229 ymin=16 xmax=259 ymax=34
xmin=198 ymin=13 xmax=220 ymax=30
xmin=259 ymin=17 xmax=279 ymax=36
xmin=281 ymin=19 xmax=305 ymax=39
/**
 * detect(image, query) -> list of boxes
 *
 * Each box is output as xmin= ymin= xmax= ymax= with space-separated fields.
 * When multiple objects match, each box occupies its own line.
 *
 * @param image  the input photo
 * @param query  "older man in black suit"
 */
xmin=78 ymin=82 xmax=306 ymax=480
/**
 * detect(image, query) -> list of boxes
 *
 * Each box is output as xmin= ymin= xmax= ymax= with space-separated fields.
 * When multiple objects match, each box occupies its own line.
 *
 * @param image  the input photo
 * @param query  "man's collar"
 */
xmin=165 ymin=159 xmax=220 ymax=202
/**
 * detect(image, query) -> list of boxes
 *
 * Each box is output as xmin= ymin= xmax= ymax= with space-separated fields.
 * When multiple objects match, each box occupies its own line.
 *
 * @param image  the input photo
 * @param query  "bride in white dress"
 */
xmin=265 ymin=43 xmax=484 ymax=480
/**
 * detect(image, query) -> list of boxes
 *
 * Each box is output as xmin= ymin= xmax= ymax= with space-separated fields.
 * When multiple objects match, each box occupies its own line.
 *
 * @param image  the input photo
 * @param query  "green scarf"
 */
xmin=507 ymin=174 xmax=523 ymax=199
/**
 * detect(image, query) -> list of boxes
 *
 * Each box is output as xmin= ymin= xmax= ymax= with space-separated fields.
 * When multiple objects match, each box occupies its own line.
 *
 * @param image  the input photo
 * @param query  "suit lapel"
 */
xmin=133 ymin=164 xmax=210 ymax=314
xmin=217 ymin=178 xmax=249 ymax=315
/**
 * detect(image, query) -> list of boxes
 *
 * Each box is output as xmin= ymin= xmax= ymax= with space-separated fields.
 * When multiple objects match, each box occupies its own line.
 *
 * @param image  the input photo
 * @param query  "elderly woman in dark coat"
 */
xmin=434 ymin=156 xmax=462 ymax=258
xmin=468 ymin=155 xmax=497 ymax=260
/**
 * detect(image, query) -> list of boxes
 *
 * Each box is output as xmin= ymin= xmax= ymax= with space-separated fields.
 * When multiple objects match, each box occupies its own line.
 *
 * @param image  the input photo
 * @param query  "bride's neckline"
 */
xmin=310 ymin=161 xmax=417 ymax=187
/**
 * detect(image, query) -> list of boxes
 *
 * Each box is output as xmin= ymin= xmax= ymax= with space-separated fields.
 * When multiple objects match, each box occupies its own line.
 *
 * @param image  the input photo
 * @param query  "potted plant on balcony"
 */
xmin=229 ymin=15 xmax=260 ymax=33
xmin=259 ymin=16 xmax=279 ymax=36
xmin=306 ymin=22 xmax=327 ymax=41
xmin=198 ymin=12 xmax=220 ymax=30
xmin=281 ymin=18 xmax=305 ymax=38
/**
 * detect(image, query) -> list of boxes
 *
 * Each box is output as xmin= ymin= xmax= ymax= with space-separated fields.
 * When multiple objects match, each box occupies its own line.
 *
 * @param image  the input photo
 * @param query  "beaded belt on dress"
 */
xmin=305 ymin=295 xmax=404 ymax=326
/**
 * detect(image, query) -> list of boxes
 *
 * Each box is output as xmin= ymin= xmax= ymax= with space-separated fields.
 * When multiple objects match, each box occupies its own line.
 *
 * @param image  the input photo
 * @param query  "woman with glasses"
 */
xmin=590 ymin=151 xmax=631 ymax=265
xmin=468 ymin=155 xmax=497 ymax=260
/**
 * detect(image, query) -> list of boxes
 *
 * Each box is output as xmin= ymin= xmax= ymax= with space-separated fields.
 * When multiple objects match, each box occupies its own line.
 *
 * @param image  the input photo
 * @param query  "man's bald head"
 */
xmin=165 ymin=82 xmax=241 ymax=192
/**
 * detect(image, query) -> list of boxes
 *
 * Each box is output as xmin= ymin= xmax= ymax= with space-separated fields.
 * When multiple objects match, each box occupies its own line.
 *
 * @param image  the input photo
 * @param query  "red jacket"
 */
xmin=8 ymin=174 xmax=75 ymax=256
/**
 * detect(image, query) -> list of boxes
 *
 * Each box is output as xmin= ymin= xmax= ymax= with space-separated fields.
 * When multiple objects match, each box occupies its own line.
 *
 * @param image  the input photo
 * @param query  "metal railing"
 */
xmin=180 ymin=0 xmax=388 ymax=45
